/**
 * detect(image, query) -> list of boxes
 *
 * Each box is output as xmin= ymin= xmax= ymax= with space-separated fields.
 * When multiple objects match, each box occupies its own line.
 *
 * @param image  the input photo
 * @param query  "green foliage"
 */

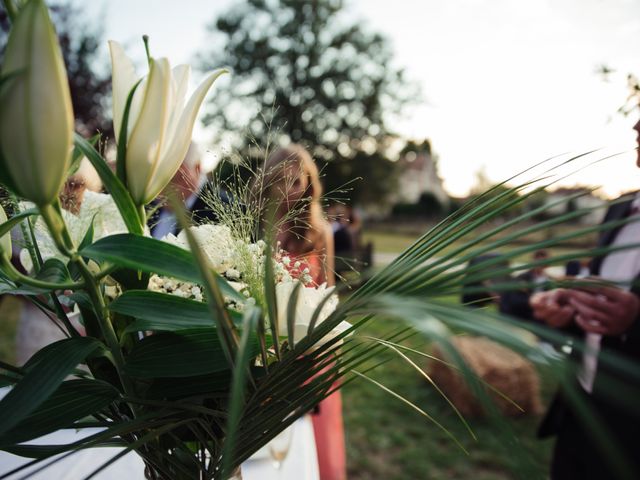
xmin=392 ymin=192 xmax=447 ymax=218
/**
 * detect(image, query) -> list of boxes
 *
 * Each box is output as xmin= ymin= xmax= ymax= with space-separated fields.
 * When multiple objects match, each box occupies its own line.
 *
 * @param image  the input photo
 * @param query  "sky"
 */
xmin=81 ymin=0 xmax=640 ymax=198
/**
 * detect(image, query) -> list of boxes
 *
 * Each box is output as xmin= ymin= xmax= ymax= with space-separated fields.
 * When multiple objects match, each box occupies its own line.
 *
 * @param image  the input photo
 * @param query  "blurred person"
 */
xmin=499 ymin=249 xmax=552 ymax=321
xmin=149 ymin=142 xmax=218 ymax=238
xmin=262 ymin=144 xmax=345 ymax=480
xmin=328 ymin=203 xmax=354 ymax=275
xmin=530 ymin=118 xmax=640 ymax=479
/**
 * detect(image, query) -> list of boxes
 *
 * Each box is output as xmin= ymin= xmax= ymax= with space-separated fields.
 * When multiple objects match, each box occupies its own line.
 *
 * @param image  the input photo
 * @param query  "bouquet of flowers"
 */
xmin=0 ymin=1 xmax=633 ymax=479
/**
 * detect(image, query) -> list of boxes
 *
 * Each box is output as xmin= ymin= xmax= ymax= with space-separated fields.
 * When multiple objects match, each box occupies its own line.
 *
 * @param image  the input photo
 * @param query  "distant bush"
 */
xmin=391 ymin=192 xmax=447 ymax=217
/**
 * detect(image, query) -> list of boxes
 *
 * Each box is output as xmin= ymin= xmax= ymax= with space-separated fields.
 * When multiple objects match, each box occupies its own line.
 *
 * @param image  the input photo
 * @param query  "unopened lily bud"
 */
xmin=0 ymin=0 xmax=74 ymax=206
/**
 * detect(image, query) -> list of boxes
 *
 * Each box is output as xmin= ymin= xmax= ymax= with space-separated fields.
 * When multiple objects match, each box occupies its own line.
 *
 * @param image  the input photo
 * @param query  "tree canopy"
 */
xmin=199 ymin=0 xmax=420 ymax=207
xmin=0 ymin=2 xmax=111 ymax=138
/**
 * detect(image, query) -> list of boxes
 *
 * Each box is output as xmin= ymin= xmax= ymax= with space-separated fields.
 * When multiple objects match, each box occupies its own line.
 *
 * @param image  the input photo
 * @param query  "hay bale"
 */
xmin=428 ymin=336 xmax=542 ymax=417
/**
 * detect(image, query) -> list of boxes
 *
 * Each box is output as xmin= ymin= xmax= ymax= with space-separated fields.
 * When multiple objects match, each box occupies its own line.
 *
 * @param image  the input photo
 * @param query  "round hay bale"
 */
xmin=428 ymin=336 xmax=542 ymax=417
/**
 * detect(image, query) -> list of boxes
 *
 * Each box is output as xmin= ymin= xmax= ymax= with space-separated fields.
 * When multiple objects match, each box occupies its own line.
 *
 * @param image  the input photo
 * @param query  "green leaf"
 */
xmin=81 ymin=234 xmax=243 ymax=302
xmin=286 ymin=281 xmax=302 ymax=348
xmin=263 ymin=240 xmax=280 ymax=359
xmin=81 ymin=234 xmax=198 ymax=279
xmin=144 ymin=371 xmax=232 ymax=399
xmin=0 ymin=337 xmax=105 ymax=436
xmin=0 ymin=208 xmax=38 ymax=240
xmin=74 ymin=133 xmax=143 ymax=235
xmin=68 ymin=133 xmax=99 ymax=177
xmin=78 ymin=216 xmax=95 ymax=252
xmin=124 ymin=329 xmax=239 ymax=378
xmin=110 ymin=290 xmax=242 ymax=333
xmin=34 ymin=258 xmax=71 ymax=284
xmin=0 ymin=379 xmax=119 ymax=446
xmin=221 ymin=307 xmax=260 ymax=478
xmin=116 ymin=79 xmax=143 ymax=185
xmin=2 ymin=440 xmax=127 ymax=460
xmin=109 ymin=268 xmax=150 ymax=291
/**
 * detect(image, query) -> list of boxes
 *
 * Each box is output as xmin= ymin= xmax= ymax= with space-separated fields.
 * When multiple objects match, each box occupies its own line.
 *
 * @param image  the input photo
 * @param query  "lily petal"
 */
xmin=145 ymin=68 xmax=227 ymax=200
xmin=108 ymin=41 xmax=140 ymax=144
xmin=0 ymin=0 xmax=73 ymax=205
xmin=126 ymin=57 xmax=172 ymax=205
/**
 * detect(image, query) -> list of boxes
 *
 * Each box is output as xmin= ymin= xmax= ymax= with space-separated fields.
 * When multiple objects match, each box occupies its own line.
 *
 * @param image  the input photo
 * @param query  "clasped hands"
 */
xmin=530 ymin=282 xmax=639 ymax=336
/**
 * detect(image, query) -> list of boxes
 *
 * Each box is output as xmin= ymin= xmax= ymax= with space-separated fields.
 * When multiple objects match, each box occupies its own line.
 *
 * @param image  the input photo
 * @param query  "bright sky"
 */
xmin=82 ymin=0 xmax=640 ymax=197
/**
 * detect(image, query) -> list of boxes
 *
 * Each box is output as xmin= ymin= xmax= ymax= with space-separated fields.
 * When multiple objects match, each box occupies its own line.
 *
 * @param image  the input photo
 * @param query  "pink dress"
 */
xmin=294 ymin=252 xmax=347 ymax=480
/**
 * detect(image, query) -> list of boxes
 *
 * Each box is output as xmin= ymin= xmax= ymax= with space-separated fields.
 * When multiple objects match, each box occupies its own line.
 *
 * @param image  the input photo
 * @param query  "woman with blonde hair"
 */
xmin=261 ymin=144 xmax=346 ymax=480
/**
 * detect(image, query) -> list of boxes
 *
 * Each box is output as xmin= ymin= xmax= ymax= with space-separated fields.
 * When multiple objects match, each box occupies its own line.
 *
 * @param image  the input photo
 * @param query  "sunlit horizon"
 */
xmin=81 ymin=0 xmax=640 ymax=198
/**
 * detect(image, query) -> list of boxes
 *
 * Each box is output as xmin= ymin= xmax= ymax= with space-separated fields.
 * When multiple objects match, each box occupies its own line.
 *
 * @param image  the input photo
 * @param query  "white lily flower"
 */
xmin=109 ymin=41 xmax=226 ymax=205
xmin=0 ymin=0 xmax=74 ymax=206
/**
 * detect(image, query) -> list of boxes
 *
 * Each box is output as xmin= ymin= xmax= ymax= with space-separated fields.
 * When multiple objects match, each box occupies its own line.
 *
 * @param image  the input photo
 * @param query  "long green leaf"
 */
xmin=109 ymin=290 xmax=242 ymax=333
xmin=0 ymin=337 xmax=104 ymax=436
xmin=0 ymin=208 xmax=38 ymax=240
xmin=0 ymin=379 xmax=119 ymax=446
xmin=115 ymin=79 xmax=143 ymax=186
xmin=74 ymin=133 xmax=143 ymax=235
xmin=34 ymin=258 xmax=72 ymax=284
xmin=221 ymin=308 xmax=260 ymax=478
xmin=81 ymin=234 xmax=243 ymax=302
xmin=125 ymin=329 xmax=236 ymax=378
xmin=263 ymin=240 xmax=280 ymax=359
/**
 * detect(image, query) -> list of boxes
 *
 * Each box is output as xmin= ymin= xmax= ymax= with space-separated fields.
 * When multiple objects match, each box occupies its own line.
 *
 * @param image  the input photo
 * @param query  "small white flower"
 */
xmin=281 ymin=256 xmax=291 ymax=266
xmin=174 ymin=224 xmax=238 ymax=274
xmin=226 ymin=268 xmax=240 ymax=280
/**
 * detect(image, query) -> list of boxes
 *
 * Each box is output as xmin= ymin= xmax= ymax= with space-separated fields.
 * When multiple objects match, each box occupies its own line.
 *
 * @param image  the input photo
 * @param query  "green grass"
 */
xmin=343 ymin=317 xmax=557 ymax=479
xmin=363 ymin=221 xmax=596 ymax=265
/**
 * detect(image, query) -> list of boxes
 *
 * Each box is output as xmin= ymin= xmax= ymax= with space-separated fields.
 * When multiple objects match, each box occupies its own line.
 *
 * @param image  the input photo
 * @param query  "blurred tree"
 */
xmin=199 ymin=0 xmax=419 ymax=207
xmin=0 ymin=2 xmax=112 ymax=138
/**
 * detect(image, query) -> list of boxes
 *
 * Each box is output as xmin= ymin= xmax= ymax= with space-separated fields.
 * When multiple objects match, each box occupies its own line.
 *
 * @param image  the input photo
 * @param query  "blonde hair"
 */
xmin=262 ymin=144 xmax=326 ymax=254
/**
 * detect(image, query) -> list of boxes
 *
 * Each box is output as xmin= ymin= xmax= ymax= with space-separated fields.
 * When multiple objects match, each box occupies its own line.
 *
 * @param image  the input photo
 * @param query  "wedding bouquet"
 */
xmin=0 ymin=1 xmax=632 ymax=479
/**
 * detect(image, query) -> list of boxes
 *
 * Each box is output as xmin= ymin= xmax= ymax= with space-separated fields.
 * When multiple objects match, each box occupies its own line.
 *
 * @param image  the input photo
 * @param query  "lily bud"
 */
xmin=109 ymin=41 xmax=226 ymax=206
xmin=0 ymin=0 xmax=74 ymax=206
xmin=0 ymin=205 xmax=11 ymax=257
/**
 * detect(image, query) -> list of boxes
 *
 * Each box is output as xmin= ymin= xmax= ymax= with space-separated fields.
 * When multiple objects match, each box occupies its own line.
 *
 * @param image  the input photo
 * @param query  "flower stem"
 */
xmin=38 ymin=202 xmax=140 ymax=408
xmin=0 ymin=255 xmax=84 ymax=290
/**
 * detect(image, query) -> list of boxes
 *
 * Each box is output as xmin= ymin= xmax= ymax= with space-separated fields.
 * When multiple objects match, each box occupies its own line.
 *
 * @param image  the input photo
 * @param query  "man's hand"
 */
xmin=530 ymin=289 xmax=576 ymax=328
xmin=568 ymin=287 xmax=639 ymax=336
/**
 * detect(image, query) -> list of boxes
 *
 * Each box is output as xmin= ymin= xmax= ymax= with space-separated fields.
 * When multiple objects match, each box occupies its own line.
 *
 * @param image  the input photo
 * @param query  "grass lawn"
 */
xmin=343 ymin=317 xmax=557 ymax=479
xmin=363 ymin=221 xmax=596 ymax=266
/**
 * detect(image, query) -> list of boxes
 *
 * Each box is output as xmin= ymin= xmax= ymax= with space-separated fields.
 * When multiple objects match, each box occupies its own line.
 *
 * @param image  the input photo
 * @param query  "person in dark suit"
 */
xmin=499 ymin=249 xmax=550 ymax=321
xmin=149 ymin=143 xmax=219 ymax=238
xmin=530 ymin=118 xmax=640 ymax=480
